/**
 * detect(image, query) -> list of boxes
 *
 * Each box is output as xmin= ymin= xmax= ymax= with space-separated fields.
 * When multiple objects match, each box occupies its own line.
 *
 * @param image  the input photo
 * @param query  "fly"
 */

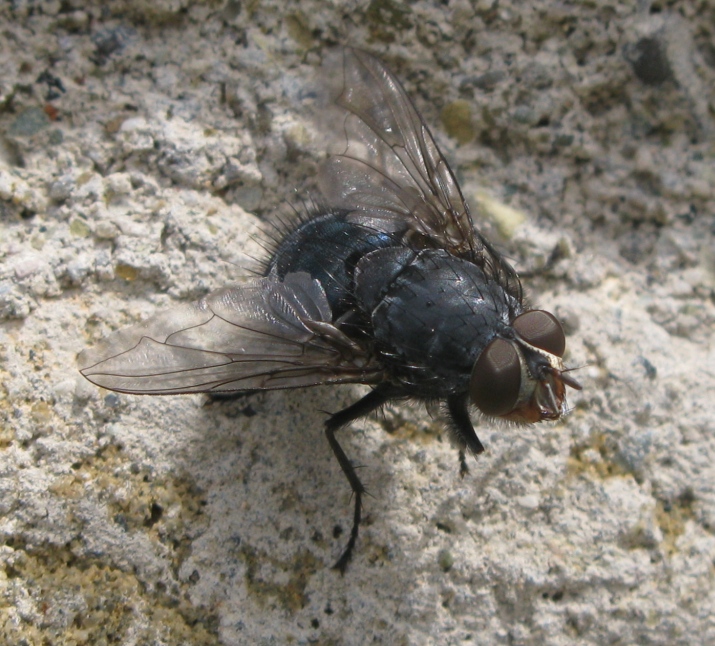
xmin=79 ymin=48 xmax=581 ymax=572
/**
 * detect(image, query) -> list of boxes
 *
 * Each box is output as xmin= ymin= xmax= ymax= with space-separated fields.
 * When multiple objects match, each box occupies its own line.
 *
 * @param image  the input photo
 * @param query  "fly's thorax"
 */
xmin=354 ymin=248 xmax=518 ymax=396
xmin=353 ymin=246 xmax=418 ymax=311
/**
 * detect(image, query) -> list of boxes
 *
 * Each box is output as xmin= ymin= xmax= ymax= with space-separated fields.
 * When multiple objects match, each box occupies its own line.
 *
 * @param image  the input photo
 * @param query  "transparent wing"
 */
xmin=319 ymin=48 xmax=521 ymax=299
xmin=79 ymin=273 xmax=382 ymax=395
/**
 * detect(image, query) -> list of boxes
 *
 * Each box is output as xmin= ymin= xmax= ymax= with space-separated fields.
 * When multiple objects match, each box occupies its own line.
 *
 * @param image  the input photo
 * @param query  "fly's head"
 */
xmin=469 ymin=310 xmax=581 ymax=423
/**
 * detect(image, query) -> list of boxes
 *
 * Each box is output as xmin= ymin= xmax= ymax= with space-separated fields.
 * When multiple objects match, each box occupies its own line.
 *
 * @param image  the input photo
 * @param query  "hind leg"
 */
xmin=324 ymin=384 xmax=394 ymax=573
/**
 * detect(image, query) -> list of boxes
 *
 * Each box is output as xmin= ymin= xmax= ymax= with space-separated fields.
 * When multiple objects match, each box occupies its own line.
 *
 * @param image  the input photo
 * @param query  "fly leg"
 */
xmin=446 ymin=393 xmax=484 ymax=477
xmin=325 ymin=384 xmax=394 ymax=573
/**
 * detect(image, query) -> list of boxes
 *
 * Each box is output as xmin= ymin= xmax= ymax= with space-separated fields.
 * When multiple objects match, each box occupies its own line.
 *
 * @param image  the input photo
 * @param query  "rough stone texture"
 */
xmin=1 ymin=1 xmax=714 ymax=644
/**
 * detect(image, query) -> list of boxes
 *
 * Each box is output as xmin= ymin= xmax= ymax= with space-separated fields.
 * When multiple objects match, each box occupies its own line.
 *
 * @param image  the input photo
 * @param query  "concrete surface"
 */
xmin=1 ymin=1 xmax=714 ymax=644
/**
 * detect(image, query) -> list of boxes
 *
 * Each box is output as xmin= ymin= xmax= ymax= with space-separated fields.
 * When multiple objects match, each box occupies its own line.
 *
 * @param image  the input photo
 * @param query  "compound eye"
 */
xmin=513 ymin=310 xmax=565 ymax=357
xmin=470 ymin=339 xmax=521 ymax=417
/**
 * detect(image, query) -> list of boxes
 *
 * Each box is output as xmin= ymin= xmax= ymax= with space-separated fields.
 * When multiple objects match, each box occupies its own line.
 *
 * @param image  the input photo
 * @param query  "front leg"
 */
xmin=446 ymin=393 xmax=484 ymax=477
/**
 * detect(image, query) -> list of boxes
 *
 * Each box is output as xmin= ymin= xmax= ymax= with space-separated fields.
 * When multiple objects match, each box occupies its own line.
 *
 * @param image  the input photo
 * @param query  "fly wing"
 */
xmin=79 ymin=273 xmax=382 ymax=395
xmin=319 ymin=48 xmax=521 ymax=300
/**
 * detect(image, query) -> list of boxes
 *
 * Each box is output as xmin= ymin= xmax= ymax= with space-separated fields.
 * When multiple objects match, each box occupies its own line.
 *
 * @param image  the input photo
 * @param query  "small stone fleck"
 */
xmin=70 ymin=219 xmax=91 ymax=237
xmin=441 ymin=100 xmax=475 ymax=145
xmin=7 ymin=107 xmax=50 ymax=137
xmin=438 ymin=549 xmax=454 ymax=572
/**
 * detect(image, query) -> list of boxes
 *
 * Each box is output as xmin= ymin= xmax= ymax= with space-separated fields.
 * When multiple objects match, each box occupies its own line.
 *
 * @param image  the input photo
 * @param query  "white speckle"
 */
xmin=516 ymin=494 xmax=540 ymax=510
xmin=12 ymin=253 xmax=46 ymax=279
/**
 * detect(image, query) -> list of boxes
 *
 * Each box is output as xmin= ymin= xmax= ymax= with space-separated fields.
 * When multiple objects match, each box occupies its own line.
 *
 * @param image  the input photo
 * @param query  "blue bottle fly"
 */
xmin=80 ymin=48 xmax=581 ymax=572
